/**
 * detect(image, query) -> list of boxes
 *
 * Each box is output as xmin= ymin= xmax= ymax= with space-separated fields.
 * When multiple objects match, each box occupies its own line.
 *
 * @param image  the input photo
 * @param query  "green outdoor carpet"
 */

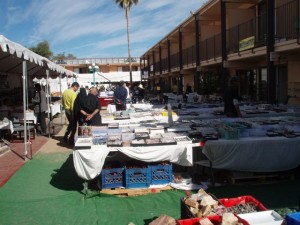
xmin=0 ymin=151 xmax=299 ymax=225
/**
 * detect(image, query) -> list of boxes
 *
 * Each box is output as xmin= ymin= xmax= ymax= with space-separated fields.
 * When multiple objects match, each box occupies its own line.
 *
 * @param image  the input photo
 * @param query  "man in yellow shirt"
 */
xmin=62 ymin=82 xmax=79 ymax=145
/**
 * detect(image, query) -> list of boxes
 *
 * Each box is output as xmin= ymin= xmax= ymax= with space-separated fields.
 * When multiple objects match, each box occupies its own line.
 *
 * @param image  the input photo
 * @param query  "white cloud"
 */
xmin=4 ymin=0 xmax=207 ymax=57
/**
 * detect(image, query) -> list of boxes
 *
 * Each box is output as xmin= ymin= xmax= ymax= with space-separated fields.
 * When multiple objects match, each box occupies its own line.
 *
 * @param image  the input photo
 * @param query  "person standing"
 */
xmin=80 ymin=87 xmax=102 ymax=126
xmin=32 ymin=83 xmax=48 ymax=135
xmin=62 ymin=82 xmax=79 ymax=145
xmin=124 ymin=83 xmax=131 ymax=101
xmin=114 ymin=81 xmax=128 ymax=111
xmin=224 ymin=77 xmax=241 ymax=117
xmin=73 ymin=87 xmax=87 ymax=129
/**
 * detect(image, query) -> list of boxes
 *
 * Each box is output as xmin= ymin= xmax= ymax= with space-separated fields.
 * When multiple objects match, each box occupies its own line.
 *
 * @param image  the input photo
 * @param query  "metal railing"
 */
xmin=200 ymin=34 xmax=222 ymax=61
xmin=170 ymin=52 xmax=180 ymax=70
xmin=182 ymin=45 xmax=196 ymax=66
xmin=275 ymin=0 xmax=299 ymax=41
xmin=153 ymin=61 xmax=160 ymax=74
xmin=161 ymin=57 xmax=169 ymax=72
xmin=56 ymin=57 xmax=140 ymax=65
xmin=227 ymin=14 xmax=267 ymax=54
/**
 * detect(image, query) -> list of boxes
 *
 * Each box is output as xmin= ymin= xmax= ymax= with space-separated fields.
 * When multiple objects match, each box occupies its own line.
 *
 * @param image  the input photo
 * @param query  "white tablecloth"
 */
xmin=50 ymin=104 xmax=61 ymax=116
xmin=14 ymin=111 xmax=37 ymax=124
xmin=0 ymin=120 xmax=14 ymax=133
xmin=201 ymin=137 xmax=300 ymax=172
xmin=107 ymin=103 xmax=162 ymax=114
xmin=73 ymin=143 xmax=194 ymax=180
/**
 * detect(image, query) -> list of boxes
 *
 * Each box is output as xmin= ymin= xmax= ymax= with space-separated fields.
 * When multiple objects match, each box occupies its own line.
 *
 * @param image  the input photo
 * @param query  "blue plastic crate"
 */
xmin=125 ymin=167 xmax=150 ymax=189
xmin=287 ymin=212 xmax=300 ymax=225
xmin=149 ymin=164 xmax=172 ymax=185
xmin=101 ymin=167 xmax=124 ymax=189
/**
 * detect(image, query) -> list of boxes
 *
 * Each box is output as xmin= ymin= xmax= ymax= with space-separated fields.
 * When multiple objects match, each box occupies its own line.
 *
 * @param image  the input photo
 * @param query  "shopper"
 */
xmin=114 ymin=81 xmax=127 ymax=111
xmin=32 ymin=83 xmax=48 ymax=135
xmin=224 ymin=77 xmax=241 ymax=117
xmin=80 ymin=87 xmax=102 ymax=126
xmin=73 ymin=87 xmax=87 ymax=128
xmin=62 ymin=82 xmax=80 ymax=145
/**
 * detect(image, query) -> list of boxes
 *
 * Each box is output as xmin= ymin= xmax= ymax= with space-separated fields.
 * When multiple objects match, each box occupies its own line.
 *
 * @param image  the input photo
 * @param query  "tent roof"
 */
xmin=0 ymin=35 xmax=74 ymax=78
xmin=76 ymin=71 xmax=141 ymax=83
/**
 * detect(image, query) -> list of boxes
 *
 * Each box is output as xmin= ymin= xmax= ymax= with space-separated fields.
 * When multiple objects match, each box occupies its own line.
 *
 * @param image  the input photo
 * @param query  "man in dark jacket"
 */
xmin=80 ymin=87 xmax=102 ymax=126
xmin=114 ymin=81 xmax=127 ymax=111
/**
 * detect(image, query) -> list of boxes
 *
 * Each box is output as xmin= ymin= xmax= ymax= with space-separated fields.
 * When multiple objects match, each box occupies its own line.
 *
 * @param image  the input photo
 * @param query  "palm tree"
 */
xmin=115 ymin=0 xmax=139 ymax=84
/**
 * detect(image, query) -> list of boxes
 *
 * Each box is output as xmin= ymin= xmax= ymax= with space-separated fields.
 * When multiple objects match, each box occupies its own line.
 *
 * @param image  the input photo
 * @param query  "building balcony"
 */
xmin=182 ymin=45 xmax=196 ymax=68
xmin=170 ymin=52 xmax=180 ymax=71
xmin=56 ymin=57 xmax=140 ymax=65
xmin=200 ymin=34 xmax=222 ymax=62
xmin=161 ymin=58 xmax=169 ymax=73
xmin=275 ymin=0 xmax=299 ymax=42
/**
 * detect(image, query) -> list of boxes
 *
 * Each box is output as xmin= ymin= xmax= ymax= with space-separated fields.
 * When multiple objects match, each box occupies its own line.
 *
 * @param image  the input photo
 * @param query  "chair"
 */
xmin=11 ymin=120 xmax=36 ymax=142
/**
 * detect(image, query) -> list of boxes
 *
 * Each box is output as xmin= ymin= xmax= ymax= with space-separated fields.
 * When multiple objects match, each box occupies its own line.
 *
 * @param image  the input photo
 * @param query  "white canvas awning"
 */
xmin=76 ymin=71 xmax=141 ymax=85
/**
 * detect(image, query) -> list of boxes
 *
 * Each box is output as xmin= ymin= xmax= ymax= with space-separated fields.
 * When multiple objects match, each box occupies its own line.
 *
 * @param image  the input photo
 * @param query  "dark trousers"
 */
xmin=37 ymin=111 xmax=47 ymax=133
xmin=64 ymin=109 xmax=76 ymax=142
xmin=116 ymin=104 xmax=126 ymax=111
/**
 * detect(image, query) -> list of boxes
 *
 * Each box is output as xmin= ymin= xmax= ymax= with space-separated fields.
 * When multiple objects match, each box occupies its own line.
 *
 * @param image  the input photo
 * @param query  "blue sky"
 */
xmin=1 ymin=0 xmax=206 ymax=58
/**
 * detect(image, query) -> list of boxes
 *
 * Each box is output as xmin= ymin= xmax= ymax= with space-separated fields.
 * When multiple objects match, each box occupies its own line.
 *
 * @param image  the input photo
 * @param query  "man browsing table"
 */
xmin=62 ymin=82 xmax=79 ymax=145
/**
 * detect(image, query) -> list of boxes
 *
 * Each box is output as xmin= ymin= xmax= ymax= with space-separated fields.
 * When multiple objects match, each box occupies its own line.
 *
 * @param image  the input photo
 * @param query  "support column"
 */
xmin=140 ymin=58 xmax=142 ymax=81
xmin=179 ymin=30 xmax=183 ymax=94
xmin=159 ymin=45 xmax=162 ymax=75
xmin=147 ymin=54 xmax=150 ymax=79
xmin=221 ymin=0 xmax=228 ymax=93
xmin=22 ymin=61 xmax=28 ymax=160
xmin=168 ymin=40 xmax=171 ymax=72
xmin=267 ymin=0 xmax=276 ymax=104
xmin=195 ymin=13 xmax=200 ymax=93
xmin=152 ymin=50 xmax=155 ymax=76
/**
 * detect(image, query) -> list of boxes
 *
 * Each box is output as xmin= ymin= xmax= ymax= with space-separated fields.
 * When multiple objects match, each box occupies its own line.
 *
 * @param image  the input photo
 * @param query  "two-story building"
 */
xmin=141 ymin=0 xmax=300 ymax=104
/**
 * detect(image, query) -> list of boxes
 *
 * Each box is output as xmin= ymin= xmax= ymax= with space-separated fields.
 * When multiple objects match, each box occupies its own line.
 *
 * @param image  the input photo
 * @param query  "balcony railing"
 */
xmin=227 ymin=13 xmax=267 ymax=54
xmin=200 ymin=34 xmax=222 ymax=61
xmin=154 ymin=61 xmax=160 ymax=74
xmin=182 ymin=45 xmax=196 ymax=67
xmin=170 ymin=52 xmax=180 ymax=70
xmin=276 ymin=0 xmax=299 ymax=40
xmin=57 ymin=57 xmax=140 ymax=65
xmin=161 ymin=58 xmax=169 ymax=72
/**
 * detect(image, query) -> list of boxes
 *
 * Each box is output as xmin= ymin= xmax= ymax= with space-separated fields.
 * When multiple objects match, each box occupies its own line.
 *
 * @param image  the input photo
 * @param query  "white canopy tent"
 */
xmin=0 ymin=34 xmax=74 ymax=160
xmin=76 ymin=71 xmax=141 ymax=86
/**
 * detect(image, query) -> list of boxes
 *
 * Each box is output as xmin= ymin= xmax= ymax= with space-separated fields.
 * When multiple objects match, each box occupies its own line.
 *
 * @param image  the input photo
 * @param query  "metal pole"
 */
xmin=59 ymin=74 xmax=63 ymax=125
xmin=22 ymin=61 xmax=28 ymax=160
xmin=93 ymin=69 xmax=95 ymax=86
xmin=46 ymin=70 xmax=51 ymax=138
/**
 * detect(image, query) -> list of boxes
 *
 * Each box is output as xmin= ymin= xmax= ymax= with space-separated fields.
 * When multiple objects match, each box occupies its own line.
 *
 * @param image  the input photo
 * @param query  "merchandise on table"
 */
xmin=78 ymin=126 xmax=92 ymax=137
xmin=145 ymin=138 xmax=161 ymax=145
xmin=74 ymin=137 xmax=93 ymax=149
xmin=174 ymin=136 xmax=193 ymax=144
xmin=135 ymin=132 xmax=150 ymax=139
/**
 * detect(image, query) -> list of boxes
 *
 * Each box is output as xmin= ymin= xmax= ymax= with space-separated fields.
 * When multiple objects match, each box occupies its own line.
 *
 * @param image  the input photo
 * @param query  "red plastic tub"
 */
xmin=177 ymin=215 xmax=250 ymax=225
xmin=99 ymin=97 xmax=114 ymax=107
xmin=218 ymin=195 xmax=267 ymax=211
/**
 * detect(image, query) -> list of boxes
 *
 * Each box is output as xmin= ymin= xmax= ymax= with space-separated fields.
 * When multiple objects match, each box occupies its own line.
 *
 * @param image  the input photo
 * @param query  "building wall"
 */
xmin=182 ymin=35 xmax=195 ymax=49
xmin=200 ymin=24 xmax=221 ymax=40
xmin=276 ymin=0 xmax=293 ymax=7
xmin=183 ymin=74 xmax=194 ymax=91
xmin=227 ymin=8 xmax=255 ymax=29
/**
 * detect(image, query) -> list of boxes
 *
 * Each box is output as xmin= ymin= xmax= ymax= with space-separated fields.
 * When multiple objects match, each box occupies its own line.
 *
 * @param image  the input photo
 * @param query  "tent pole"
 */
xmin=22 ymin=61 xmax=28 ymax=160
xmin=46 ymin=70 xmax=51 ymax=138
xmin=59 ymin=74 xmax=63 ymax=125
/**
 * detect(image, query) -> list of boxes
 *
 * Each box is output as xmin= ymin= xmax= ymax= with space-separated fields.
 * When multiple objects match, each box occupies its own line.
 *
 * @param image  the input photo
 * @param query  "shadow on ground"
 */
xmin=50 ymin=154 xmax=83 ymax=192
